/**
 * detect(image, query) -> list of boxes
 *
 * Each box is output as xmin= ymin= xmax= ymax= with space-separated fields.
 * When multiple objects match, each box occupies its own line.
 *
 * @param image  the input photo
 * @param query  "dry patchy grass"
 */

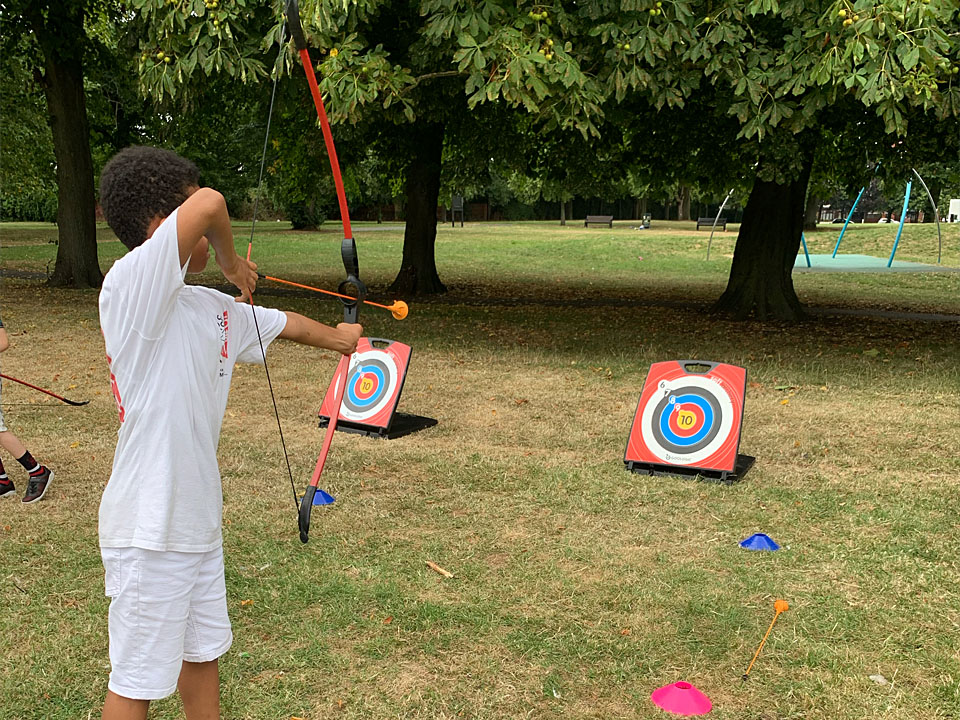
xmin=1 ymin=221 xmax=960 ymax=719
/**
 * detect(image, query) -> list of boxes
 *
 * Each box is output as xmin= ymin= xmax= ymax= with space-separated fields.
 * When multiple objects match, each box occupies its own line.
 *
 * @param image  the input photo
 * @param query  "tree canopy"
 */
xmin=5 ymin=0 xmax=958 ymax=316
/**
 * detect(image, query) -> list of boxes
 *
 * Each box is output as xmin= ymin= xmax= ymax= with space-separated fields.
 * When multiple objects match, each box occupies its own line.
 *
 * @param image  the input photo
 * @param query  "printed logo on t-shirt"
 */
xmin=105 ymin=351 xmax=125 ymax=423
xmin=218 ymin=310 xmax=228 ymax=377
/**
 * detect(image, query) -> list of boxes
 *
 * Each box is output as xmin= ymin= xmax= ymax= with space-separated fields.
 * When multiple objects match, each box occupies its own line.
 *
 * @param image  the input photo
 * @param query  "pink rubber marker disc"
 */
xmin=650 ymin=681 xmax=712 ymax=716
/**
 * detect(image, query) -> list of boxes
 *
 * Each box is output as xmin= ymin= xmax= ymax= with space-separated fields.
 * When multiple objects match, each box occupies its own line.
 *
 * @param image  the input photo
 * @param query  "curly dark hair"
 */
xmin=99 ymin=146 xmax=201 ymax=250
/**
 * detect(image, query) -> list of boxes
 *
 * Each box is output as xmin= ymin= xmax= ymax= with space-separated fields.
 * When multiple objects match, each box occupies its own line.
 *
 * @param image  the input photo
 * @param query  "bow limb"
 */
xmin=284 ymin=0 xmax=367 ymax=315
xmin=0 ymin=373 xmax=89 ymax=406
xmin=286 ymin=0 xmax=366 ymax=543
xmin=298 ymin=353 xmax=350 ymax=542
xmin=285 ymin=0 xmax=354 ymax=239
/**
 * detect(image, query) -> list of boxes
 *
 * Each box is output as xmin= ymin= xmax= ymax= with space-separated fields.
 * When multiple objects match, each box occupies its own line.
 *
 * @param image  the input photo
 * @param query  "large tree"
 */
xmin=129 ymin=0 xmax=958 ymax=312
xmin=581 ymin=0 xmax=959 ymax=319
xmin=4 ymin=2 xmax=113 ymax=287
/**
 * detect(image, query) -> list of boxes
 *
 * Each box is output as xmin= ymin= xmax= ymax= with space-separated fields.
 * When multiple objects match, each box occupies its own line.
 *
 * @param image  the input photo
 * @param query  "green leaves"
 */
xmin=126 ymin=0 xmax=957 ymax=144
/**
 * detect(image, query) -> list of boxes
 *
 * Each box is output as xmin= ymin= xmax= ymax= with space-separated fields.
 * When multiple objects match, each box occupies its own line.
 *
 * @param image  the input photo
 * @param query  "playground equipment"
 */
xmin=705 ymin=188 xmax=735 ymax=261
xmin=831 ymin=167 xmax=942 ymax=266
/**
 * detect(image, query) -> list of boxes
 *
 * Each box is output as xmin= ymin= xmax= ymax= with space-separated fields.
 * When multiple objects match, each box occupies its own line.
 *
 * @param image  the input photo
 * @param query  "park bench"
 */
xmin=697 ymin=216 xmax=726 ymax=231
xmin=585 ymin=215 xmax=614 ymax=228
xmin=450 ymin=195 xmax=464 ymax=227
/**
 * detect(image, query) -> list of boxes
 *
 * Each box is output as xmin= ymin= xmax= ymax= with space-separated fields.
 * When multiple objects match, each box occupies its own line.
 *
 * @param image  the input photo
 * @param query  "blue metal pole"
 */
xmin=832 ymin=186 xmax=865 ymax=257
xmin=800 ymin=232 xmax=811 ymax=267
xmin=887 ymin=181 xmax=913 ymax=267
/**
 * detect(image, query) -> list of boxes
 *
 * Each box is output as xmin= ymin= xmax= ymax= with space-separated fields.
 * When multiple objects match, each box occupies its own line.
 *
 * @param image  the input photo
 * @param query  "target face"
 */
xmin=641 ymin=376 xmax=733 ymax=465
xmin=626 ymin=361 xmax=746 ymax=473
xmin=318 ymin=338 xmax=412 ymax=430
xmin=340 ymin=352 xmax=398 ymax=421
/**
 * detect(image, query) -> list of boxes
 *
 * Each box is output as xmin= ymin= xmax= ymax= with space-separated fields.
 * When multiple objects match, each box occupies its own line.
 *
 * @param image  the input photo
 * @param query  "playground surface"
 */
xmin=794 ymin=253 xmax=960 ymax=273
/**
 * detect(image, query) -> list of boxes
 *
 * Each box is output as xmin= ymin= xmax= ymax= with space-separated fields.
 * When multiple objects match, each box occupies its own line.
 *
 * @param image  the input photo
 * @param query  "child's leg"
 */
xmin=0 ymin=429 xmax=28 ymax=459
xmin=0 ymin=456 xmax=13 ymax=495
xmin=0 ymin=401 xmax=16 ymax=494
xmin=1 ymin=433 xmax=54 ymax=503
xmin=178 ymin=659 xmax=220 ymax=720
xmin=101 ymin=690 xmax=148 ymax=720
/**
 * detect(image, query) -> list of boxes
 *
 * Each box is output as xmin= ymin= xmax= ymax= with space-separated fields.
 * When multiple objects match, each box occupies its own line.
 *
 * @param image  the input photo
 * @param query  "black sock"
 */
xmin=16 ymin=451 xmax=39 ymax=473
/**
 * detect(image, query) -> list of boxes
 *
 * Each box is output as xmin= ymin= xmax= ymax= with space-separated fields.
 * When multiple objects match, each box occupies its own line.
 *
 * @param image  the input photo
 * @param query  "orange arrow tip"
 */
xmin=774 ymin=599 xmax=789 ymax=613
xmin=390 ymin=301 xmax=409 ymax=320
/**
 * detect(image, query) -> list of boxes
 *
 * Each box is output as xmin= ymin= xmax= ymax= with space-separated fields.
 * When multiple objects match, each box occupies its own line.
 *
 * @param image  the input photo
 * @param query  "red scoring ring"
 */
xmin=352 ymin=371 xmax=380 ymax=401
xmin=667 ymin=403 xmax=705 ymax=437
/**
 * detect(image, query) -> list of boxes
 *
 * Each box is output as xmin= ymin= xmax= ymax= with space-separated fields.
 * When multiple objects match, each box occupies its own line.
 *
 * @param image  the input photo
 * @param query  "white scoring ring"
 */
xmin=640 ymin=375 xmax=735 ymax=466
xmin=337 ymin=350 xmax=399 ymax=422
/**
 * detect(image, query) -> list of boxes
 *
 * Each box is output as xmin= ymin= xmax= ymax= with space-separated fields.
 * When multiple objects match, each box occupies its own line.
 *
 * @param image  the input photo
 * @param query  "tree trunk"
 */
xmin=713 ymin=153 xmax=814 ymax=321
xmin=803 ymin=191 xmax=820 ymax=231
xmin=678 ymin=186 xmax=691 ymax=221
xmin=560 ymin=200 xmax=566 ymax=226
xmin=389 ymin=123 xmax=447 ymax=295
xmin=31 ymin=5 xmax=102 ymax=288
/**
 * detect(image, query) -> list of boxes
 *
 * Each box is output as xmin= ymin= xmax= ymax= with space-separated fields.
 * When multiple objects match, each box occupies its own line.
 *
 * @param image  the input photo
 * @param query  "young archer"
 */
xmin=97 ymin=145 xmax=361 ymax=719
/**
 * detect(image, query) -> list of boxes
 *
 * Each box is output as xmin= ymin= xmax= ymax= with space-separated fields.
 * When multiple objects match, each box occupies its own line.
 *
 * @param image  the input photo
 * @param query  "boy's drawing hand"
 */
xmin=336 ymin=323 xmax=363 ymax=356
xmin=219 ymin=254 xmax=258 ymax=302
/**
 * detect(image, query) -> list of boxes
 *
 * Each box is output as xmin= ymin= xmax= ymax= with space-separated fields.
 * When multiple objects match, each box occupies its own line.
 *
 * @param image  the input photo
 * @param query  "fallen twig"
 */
xmin=425 ymin=560 xmax=453 ymax=578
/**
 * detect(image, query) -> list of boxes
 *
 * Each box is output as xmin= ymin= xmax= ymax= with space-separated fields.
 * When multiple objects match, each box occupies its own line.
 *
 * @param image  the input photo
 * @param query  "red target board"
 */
xmin=318 ymin=338 xmax=437 ymax=439
xmin=625 ymin=360 xmax=753 ymax=483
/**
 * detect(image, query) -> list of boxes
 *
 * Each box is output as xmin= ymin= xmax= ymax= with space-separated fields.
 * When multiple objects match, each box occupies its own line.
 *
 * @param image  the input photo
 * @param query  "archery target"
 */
xmin=625 ymin=361 xmax=747 ymax=474
xmin=318 ymin=338 xmax=414 ymax=432
xmin=641 ymin=376 xmax=733 ymax=466
xmin=339 ymin=350 xmax=399 ymax=422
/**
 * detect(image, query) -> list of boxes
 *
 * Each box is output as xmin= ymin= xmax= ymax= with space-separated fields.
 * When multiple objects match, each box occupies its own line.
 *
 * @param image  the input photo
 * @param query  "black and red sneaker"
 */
xmin=0 ymin=477 xmax=15 ymax=498
xmin=22 ymin=466 xmax=53 ymax=504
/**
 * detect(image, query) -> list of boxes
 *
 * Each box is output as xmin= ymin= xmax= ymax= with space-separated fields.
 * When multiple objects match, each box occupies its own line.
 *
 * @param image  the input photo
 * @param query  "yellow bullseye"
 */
xmin=677 ymin=410 xmax=696 ymax=428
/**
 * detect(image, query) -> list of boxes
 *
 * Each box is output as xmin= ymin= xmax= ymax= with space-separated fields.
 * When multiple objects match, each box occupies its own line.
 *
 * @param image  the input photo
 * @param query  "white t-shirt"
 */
xmin=98 ymin=209 xmax=287 ymax=552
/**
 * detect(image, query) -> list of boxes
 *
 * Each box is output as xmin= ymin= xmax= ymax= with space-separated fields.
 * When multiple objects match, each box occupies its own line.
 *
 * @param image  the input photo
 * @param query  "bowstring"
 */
xmin=246 ymin=20 xmax=301 ymax=514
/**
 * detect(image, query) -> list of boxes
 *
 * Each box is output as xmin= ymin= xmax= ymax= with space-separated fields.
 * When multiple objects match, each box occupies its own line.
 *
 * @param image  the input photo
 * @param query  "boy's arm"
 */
xmin=279 ymin=313 xmax=363 ymax=356
xmin=0 ymin=328 xmax=8 ymax=353
xmin=176 ymin=188 xmax=258 ymax=300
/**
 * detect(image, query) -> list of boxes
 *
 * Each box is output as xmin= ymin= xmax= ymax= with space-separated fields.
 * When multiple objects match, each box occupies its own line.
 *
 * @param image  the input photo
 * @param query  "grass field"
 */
xmin=1 ymin=219 xmax=959 ymax=719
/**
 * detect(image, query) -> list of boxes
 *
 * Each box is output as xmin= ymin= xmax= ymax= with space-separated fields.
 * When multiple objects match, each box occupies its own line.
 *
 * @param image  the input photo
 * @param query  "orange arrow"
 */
xmin=257 ymin=273 xmax=408 ymax=320
xmin=743 ymin=599 xmax=789 ymax=680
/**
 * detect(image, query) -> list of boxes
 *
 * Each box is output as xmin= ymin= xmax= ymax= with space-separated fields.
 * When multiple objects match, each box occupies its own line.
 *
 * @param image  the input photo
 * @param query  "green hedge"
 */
xmin=0 ymin=187 xmax=58 ymax=222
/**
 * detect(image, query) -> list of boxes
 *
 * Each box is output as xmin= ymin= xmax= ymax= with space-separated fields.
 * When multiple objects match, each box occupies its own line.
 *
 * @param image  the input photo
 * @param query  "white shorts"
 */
xmin=101 ymin=545 xmax=233 ymax=700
